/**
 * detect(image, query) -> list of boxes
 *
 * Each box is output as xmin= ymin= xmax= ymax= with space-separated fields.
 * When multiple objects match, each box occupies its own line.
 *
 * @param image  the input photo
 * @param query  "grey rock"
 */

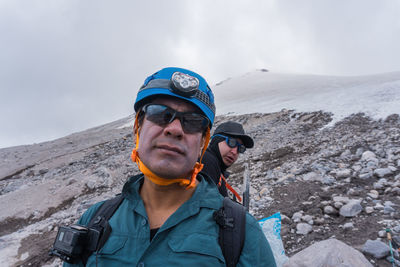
xmin=314 ymin=217 xmax=325 ymax=225
xmin=86 ymin=179 xmax=98 ymax=190
xmin=374 ymin=168 xmax=393 ymax=178
xmin=321 ymin=200 xmax=330 ymax=206
xmin=336 ymin=169 xmax=352 ymax=178
xmin=365 ymin=207 xmax=374 ymax=214
xmin=356 ymin=148 xmax=365 ymax=157
xmin=359 ymin=172 xmax=373 ymax=179
xmin=334 ymin=202 xmax=344 ymax=209
xmin=385 ymin=201 xmax=396 ymax=206
xmin=340 ymin=149 xmax=351 ymax=159
xmin=296 ymin=223 xmax=313 ymax=235
xmin=311 ymin=160 xmax=332 ymax=174
xmin=389 ymin=166 xmax=398 ymax=172
xmin=343 ymin=222 xmax=354 ymax=230
xmin=292 ymin=211 xmax=303 ymax=222
xmin=38 ymin=168 xmax=49 ymax=175
xmin=303 ymin=172 xmax=320 ymax=182
xmin=378 ymin=230 xmax=386 ymax=237
xmin=321 ymin=175 xmax=336 ymax=185
xmin=367 ymin=190 xmax=379 ymax=199
xmin=352 ymin=164 xmax=362 ymax=172
xmin=362 ymin=239 xmax=390 ymax=259
xmin=347 ymin=188 xmax=357 ymax=196
xmin=302 ymin=215 xmax=313 ymax=222
xmin=384 ymin=205 xmax=396 ymax=214
xmin=392 ymin=187 xmax=400 ymax=195
xmin=340 ymin=201 xmax=363 ymax=217
xmin=324 ymin=205 xmax=337 ymax=215
xmin=361 ymin=151 xmax=377 ymax=162
xmin=374 ymin=180 xmax=387 ymax=190
xmin=378 ymin=178 xmax=388 ymax=184
xmin=393 ymin=225 xmax=400 ymax=233
xmin=332 ymin=196 xmax=350 ymax=204
xmin=284 ymin=238 xmax=373 ymax=267
xmin=366 ymin=160 xmax=379 ymax=168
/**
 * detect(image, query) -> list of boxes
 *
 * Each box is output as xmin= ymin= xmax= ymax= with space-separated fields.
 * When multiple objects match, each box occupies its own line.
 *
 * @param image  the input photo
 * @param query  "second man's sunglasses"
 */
xmin=213 ymin=134 xmax=246 ymax=153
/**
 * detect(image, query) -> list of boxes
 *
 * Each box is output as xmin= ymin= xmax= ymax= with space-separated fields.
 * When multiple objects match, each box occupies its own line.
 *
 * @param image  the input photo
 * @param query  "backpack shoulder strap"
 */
xmin=81 ymin=194 xmax=124 ymax=265
xmin=88 ymin=194 xmax=124 ymax=228
xmin=213 ymin=197 xmax=246 ymax=267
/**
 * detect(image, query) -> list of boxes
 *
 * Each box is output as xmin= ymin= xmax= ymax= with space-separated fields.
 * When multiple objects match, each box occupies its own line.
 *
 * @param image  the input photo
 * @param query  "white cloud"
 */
xmin=0 ymin=0 xmax=399 ymax=148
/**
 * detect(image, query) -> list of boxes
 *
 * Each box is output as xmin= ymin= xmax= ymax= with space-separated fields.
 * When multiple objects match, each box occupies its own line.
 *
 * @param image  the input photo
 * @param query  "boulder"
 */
xmin=343 ymin=222 xmax=354 ymax=230
xmin=296 ymin=223 xmax=313 ymax=235
xmin=332 ymin=196 xmax=350 ymax=204
xmin=361 ymin=151 xmax=377 ymax=162
xmin=362 ymin=239 xmax=390 ymax=259
xmin=336 ymin=169 xmax=352 ymax=178
xmin=374 ymin=168 xmax=393 ymax=178
xmin=359 ymin=172 xmax=373 ymax=179
xmin=283 ymin=238 xmax=373 ymax=267
xmin=324 ymin=205 xmax=337 ymax=215
xmin=303 ymin=172 xmax=321 ymax=182
xmin=340 ymin=200 xmax=363 ymax=217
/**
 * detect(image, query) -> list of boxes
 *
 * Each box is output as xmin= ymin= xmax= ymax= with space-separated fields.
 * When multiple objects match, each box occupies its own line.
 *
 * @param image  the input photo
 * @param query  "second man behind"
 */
xmin=201 ymin=121 xmax=254 ymax=201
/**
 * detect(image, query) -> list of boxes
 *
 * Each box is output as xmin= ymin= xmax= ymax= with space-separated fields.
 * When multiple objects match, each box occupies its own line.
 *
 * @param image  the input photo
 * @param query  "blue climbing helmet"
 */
xmin=134 ymin=67 xmax=216 ymax=127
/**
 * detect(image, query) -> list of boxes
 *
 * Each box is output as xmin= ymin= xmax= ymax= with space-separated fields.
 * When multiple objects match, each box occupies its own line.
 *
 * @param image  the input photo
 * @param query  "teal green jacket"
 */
xmin=64 ymin=174 xmax=276 ymax=267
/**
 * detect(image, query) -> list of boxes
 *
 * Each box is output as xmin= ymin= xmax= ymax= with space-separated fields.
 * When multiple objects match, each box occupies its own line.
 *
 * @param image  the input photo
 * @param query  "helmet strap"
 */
xmin=131 ymin=114 xmax=210 ymax=190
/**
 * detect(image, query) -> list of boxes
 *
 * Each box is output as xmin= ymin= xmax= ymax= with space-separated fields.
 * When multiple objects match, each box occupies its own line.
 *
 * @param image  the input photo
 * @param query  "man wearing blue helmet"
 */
xmin=62 ymin=67 xmax=276 ymax=267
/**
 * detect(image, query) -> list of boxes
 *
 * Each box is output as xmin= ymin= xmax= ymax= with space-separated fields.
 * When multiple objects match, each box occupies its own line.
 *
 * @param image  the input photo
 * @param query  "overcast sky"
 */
xmin=1 ymin=0 xmax=399 ymax=148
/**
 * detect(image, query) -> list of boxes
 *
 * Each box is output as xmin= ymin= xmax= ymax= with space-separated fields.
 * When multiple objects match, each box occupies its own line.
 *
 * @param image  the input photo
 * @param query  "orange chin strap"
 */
xmin=131 ymin=114 xmax=210 ymax=190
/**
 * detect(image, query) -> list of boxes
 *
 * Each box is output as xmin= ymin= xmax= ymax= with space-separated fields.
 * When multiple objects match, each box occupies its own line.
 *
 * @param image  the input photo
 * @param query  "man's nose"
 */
xmin=163 ymin=118 xmax=184 ymax=137
xmin=230 ymin=145 xmax=239 ymax=154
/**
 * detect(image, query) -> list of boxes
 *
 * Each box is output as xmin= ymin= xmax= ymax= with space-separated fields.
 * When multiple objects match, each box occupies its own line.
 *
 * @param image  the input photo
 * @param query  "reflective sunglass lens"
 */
xmin=225 ymin=136 xmax=246 ymax=153
xmin=226 ymin=138 xmax=237 ymax=148
xmin=180 ymin=118 xmax=207 ymax=133
xmin=145 ymin=105 xmax=171 ymax=125
xmin=182 ymin=115 xmax=208 ymax=134
xmin=143 ymin=104 xmax=208 ymax=134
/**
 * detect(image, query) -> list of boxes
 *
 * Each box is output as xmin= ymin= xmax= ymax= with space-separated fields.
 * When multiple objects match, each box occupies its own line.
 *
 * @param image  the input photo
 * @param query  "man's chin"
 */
xmin=223 ymin=160 xmax=233 ymax=167
xmin=153 ymin=169 xmax=191 ymax=180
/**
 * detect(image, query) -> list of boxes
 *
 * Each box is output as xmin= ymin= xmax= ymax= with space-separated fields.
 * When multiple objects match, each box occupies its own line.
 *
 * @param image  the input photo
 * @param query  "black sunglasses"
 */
xmin=213 ymin=134 xmax=246 ymax=153
xmin=141 ymin=104 xmax=210 ymax=134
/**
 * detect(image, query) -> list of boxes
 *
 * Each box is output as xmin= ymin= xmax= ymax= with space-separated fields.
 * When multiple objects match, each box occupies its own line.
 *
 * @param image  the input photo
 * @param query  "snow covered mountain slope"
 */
xmin=214 ymin=70 xmax=400 ymax=123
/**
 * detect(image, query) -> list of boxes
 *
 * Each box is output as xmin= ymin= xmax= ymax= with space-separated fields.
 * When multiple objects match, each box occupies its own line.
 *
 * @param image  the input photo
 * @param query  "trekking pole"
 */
xmin=242 ymin=162 xmax=250 ymax=212
xmin=386 ymin=228 xmax=396 ymax=267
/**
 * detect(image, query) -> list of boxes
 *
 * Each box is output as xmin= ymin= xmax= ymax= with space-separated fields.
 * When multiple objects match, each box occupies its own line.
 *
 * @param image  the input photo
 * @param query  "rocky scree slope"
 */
xmin=227 ymin=111 xmax=400 ymax=266
xmin=1 ymin=111 xmax=400 ymax=266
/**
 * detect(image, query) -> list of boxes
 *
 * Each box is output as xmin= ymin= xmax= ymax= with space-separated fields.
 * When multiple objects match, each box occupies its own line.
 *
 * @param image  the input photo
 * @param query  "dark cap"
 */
xmin=213 ymin=121 xmax=254 ymax=148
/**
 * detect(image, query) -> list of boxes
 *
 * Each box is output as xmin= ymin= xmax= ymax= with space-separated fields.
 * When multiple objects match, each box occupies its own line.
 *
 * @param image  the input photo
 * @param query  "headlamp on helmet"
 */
xmin=171 ymin=72 xmax=199 ymax=97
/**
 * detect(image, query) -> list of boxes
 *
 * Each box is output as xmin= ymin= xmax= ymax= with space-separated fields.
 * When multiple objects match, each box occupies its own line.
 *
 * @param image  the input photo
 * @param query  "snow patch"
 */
xmin=214 ymin=71 xmax=400 ymax=124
